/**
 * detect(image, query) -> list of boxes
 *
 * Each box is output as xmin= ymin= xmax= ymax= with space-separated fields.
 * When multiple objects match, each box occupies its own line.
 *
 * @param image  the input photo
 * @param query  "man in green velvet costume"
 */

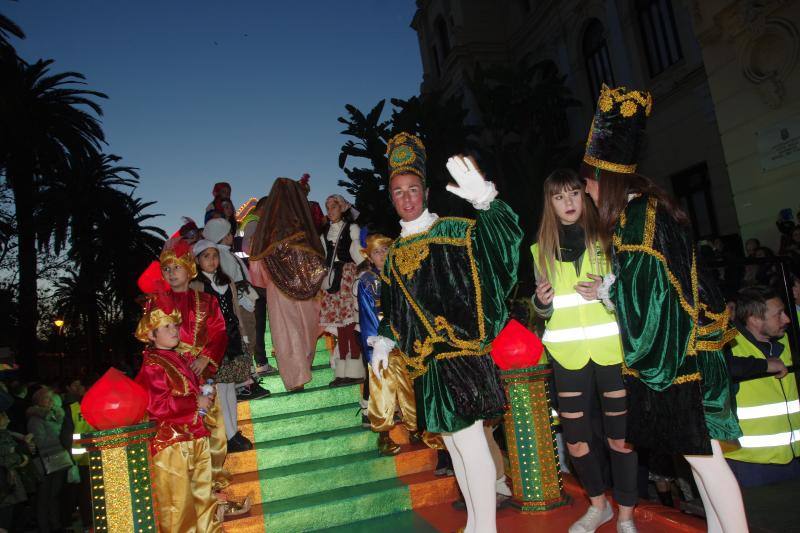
xmin=368 ymin=132 xmax=521 ymax=533
xmin=583 ymin=84 xmax=748 ymax=532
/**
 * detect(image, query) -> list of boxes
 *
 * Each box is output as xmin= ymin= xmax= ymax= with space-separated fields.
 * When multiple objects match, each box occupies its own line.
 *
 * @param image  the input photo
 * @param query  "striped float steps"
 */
xmin=225 ymin=471 xmax=458 ymax=532
xmin=258 ymin=363 xmax=335 ymax=394
xmin=222 ymin=327 xmax=459 ymax=531
xmin=239 ymin=402 xmax=362 ymax=443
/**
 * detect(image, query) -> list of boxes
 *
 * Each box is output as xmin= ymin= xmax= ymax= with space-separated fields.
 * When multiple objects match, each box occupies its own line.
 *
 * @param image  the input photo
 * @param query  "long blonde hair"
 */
xmin=535 ymin=169 xmax=603 ymax=282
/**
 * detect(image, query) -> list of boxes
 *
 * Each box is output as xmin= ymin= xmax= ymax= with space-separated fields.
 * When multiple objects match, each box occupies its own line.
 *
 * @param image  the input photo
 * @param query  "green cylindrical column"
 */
xmin=501 ymin=364 xmax=568 ymax=512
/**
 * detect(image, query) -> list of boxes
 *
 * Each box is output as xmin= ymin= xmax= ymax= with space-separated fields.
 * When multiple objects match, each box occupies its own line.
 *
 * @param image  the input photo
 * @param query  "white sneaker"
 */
xmin=568 ymin=502 xmax=613 ymax=533
xmin=617 ymin=520 xmax=638 ymax=533
xmin=495 ymin=475 xmax=513 ymax=497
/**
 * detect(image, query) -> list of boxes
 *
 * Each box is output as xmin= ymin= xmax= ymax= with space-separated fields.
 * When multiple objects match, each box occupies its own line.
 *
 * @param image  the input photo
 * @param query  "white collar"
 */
xmin=399 ymin=209 xmax=439 ymax=237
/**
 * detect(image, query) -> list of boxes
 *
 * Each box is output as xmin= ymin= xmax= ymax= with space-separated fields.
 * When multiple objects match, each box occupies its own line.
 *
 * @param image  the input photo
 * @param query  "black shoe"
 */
xmin=328 ymin=377 xmax=345 ymax=388
xmin=451 ymin=499 xmax=466 ymax=511
xmin=237 ymin=383 xmax=271 ymax=402
xmin=227 ymin=434 xmax=250 ymax=453
xmin=233 ymin=431 xmax=253 ymax=450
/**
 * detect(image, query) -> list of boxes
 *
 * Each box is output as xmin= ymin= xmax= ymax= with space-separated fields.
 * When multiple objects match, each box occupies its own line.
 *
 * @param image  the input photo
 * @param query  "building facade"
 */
xmin=689 ymin=0 xmax=800 ymax=250
xmin=411 ymin=0 xmax=798 ymax=248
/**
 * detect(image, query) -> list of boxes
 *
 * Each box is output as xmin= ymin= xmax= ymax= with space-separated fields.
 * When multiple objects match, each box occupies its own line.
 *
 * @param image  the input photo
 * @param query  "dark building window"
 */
xmin=535 ymin=60 xmax=570 ymax=144
xmin=583 ymin=19 xmax=615 ymax=101
xmin=671 ymin=163 xmax=718 ymax=239
xmin=435 ymin=16 xmax=450 ymax=59
xmin=637 ymin=0 xmax=683 ymax=77
xmin=431 ymin=45 xmax=441 ymax=78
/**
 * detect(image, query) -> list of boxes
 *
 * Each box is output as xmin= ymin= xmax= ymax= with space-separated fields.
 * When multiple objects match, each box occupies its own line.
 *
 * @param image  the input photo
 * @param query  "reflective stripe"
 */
xmin=737 ymin=400 xmax=800 ymax=420
xmin=738 ymin=429 xmax=800 ymax=448
xmin=72 ymin=447 xmax=86 ymax=455
xmin=542 ymin=322 xmax=620 ymax=343
xmin=552 ymin=294 xmax=597 ymax=310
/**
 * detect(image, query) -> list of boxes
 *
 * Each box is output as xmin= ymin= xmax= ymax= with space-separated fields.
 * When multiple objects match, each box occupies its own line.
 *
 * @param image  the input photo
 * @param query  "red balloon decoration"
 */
xmin=491 ymin=319 xmax=544 ymax=370
xmin=81 ymin=368 xmax=149 ymax=430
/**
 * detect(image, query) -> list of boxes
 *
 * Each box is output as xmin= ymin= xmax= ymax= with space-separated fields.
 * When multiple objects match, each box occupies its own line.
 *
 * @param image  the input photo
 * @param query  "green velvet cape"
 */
xmin=610 ymin=195 xmax=740 ymax=447
xmin=377 ymin=200 xmax=522 ymax=433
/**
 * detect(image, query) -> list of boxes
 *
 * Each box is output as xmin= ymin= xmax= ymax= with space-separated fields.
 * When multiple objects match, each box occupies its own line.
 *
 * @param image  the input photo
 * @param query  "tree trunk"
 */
xmin=10 ymin=167 xmax=39 ymax=378
xmin=79 ymin=265 xmax=99 ymax=371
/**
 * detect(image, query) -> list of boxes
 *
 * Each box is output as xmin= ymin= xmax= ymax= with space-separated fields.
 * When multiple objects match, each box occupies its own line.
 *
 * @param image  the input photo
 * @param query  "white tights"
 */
xmin=443 ymin=420 xmax=497 ymax=533
xmin=216 ymin=383 xmax=238 ymax=441
xmin=683 ymin=440 xmax=748 ymax=533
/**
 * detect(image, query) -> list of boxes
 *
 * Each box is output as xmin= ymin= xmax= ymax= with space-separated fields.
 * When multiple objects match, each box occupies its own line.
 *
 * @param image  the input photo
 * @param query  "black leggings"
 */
xmin=552 ymin=359 xmax=638 ymax=506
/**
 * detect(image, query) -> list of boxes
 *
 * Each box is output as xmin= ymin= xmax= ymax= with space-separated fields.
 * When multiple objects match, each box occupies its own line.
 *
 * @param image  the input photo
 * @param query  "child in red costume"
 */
xmin=134 ymin=293 xmax=222 ymax=533
xmin=138 ymin=238 xmax=234 ymax=499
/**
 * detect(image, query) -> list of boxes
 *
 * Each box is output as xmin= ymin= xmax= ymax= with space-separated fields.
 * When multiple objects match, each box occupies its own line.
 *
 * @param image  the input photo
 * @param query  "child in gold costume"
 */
xmin=358 ymin=234 xmax=437 ymax=454
xmin=134 ymin=293 xmax=222 ymax=533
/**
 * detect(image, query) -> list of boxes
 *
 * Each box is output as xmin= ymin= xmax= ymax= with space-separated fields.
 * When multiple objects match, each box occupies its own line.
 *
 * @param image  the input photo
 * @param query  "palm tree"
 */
xmin=38 ymin=153 xmax=140 ymax=364
xmin=0 ymin=56 xmax=107 ymax=369
xmin=337 ymin=101 xmax=396 ymax=234
xmin=0 ymin=12 xmax=24 ymax=57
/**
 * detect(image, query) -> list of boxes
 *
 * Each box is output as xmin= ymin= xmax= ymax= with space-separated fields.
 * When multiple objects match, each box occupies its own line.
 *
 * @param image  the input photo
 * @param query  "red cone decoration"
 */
xmin=491 ymin=319 xmax=544 ymax=370
xmin=81 ymin=368 xmax=149 ymax=430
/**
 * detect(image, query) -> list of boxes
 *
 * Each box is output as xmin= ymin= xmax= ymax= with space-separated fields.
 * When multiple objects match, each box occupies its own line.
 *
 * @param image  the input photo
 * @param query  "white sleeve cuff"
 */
xmin=471 ymin=181 xmax=498 ymax=211
xmin=367 ymin=336 xmax=395 ymax=351
xmin=598 ymin=273 xmax=616 ymax=311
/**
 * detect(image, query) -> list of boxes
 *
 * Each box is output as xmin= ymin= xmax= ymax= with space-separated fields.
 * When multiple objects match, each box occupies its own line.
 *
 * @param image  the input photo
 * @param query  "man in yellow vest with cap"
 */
xmin=725 ymin=285 xmax=800 ymax=487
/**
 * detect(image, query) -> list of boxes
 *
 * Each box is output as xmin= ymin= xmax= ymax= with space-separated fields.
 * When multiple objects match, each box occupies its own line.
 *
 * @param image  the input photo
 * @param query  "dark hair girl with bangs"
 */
xmin=531 ymin=168 xmax=638 ymax=532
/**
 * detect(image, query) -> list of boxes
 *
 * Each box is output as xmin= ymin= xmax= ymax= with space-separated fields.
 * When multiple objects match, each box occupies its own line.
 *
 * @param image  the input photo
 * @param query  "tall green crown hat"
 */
xmin=386 ymin=132 xmax=427 ymax=186
xmin=583 ymin=84 xmax=653 ymax=174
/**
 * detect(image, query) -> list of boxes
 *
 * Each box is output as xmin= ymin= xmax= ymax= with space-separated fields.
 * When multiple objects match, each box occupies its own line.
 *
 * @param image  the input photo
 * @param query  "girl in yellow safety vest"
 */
xmin=531 ymin=169 xmax=638 ymax=533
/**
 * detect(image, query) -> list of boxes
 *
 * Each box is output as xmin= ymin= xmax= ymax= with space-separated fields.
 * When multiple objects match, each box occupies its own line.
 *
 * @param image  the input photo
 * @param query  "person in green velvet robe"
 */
xmin=369 ymin=132 xmax=521 ymax=533
xmin=582 ymin=84 xmax=748 ymax=533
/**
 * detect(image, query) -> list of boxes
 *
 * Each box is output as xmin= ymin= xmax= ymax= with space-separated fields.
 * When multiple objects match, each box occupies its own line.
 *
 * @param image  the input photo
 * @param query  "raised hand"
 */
xmin=445 ymin=155 xmax=497 ymax=209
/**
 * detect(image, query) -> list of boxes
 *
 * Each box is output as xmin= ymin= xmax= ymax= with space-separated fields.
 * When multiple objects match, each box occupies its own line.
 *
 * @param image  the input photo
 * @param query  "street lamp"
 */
xmin=54 ymin=318 xmax=65 ymax=329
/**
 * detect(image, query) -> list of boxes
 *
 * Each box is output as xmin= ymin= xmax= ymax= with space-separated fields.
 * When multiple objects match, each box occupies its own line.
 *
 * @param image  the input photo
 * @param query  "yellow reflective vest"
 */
xmin=70 ymin=402 xmax=94 ymax=466
xmin=531 ymin=242 xmax=623 ymax=370
xmin=725 ymin=332 xmax=800 ymax=464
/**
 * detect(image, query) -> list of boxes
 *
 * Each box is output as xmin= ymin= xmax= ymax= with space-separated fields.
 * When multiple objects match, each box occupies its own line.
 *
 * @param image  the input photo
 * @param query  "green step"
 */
xmin=263 ymin=477 xmax=412 ymax=532
xmin=319 ymin=511 xmax=438 ymax=533
xmin=259 ymin=364 xmax=335 ymax=394
xmin=250 ymin=403 xmax=362 ymax=442
xmin=247 ymin=382 xmax=360 ymax=418
xmin=258 ymin=450 xmax=396 ymax=503
xmin=262 ymin=328 xmax=327 ymax=350
xmin=255 ymin=426 xmax=377 ymax=469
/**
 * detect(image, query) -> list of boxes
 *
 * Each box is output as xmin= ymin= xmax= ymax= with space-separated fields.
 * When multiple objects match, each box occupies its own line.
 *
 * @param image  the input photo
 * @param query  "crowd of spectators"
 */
xmin=0 ymin=376 xmax=93 ymax=533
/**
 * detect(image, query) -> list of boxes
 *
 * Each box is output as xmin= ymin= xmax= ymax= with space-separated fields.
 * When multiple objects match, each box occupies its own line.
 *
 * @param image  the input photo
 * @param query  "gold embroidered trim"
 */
xmin=393 ymin=241 xmax=431 ymax=277
xmin=673 ymin=372 xmax=702 ymax=385
xmin=613 ymin=198 xmax=701 ymax=356
xmin=464 ymin=224 xmax=486 ymax=340
xmin=696 ymin=327 xmax=737 ymax=352
xmin=390 ymin=262 xmax=436 ymax=338
xmin=597 ymin=85 xmax=653 ymax=117
xmin=643 ymin=197 xmax=657 ymax=249
xmin=622 ymin=365 xmax=702 ymax=385
xmin=583 ymin=154 xmax=637 ymax=174
xmin=144 ymin=353 xmax=192 ymax=397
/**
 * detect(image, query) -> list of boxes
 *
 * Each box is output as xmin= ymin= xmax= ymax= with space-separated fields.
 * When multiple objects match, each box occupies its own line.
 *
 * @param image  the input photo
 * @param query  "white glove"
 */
xmin=367 ymin=336 xmax=393 ymax=380
xmin=597 ymin=273 xmax=616 ymax=311
xmin=445 ymin=155 xmax=498 ymax=210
